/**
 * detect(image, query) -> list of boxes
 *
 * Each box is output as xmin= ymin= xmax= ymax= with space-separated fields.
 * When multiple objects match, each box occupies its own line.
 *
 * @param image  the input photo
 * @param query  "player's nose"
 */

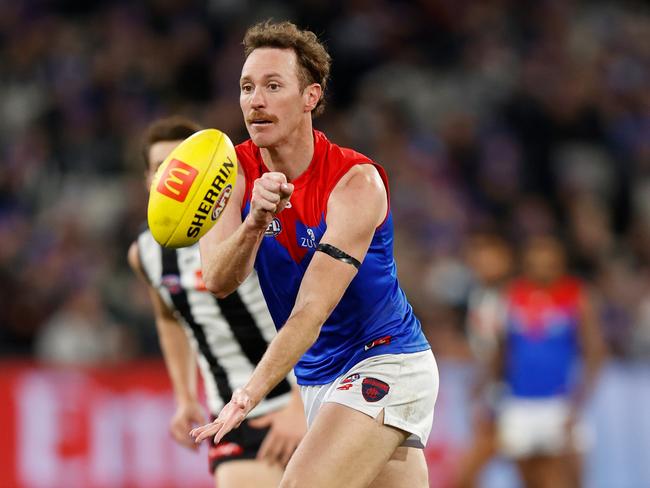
xmin=250 ymin=86 xmax=266 ymax=109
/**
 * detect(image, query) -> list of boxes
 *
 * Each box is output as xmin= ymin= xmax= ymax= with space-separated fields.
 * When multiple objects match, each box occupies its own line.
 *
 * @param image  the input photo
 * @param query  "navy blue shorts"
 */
xmin=208 ymin=417 xmax=270 ymax=473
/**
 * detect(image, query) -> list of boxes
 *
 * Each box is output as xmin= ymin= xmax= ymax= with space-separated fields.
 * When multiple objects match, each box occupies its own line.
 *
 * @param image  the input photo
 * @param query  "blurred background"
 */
xmin=0 ymin=0 xmax=649 ymax=487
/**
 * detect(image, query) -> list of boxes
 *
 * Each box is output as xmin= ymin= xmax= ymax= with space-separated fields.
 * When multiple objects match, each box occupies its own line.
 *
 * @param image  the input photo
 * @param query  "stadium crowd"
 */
xmin=0 ymin=0 xmax=648 ymax=368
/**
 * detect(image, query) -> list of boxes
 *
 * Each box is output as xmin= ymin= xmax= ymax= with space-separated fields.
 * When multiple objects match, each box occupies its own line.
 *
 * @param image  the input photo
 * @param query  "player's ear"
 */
xmin=303 ymin=83 xmax=322 ymax=113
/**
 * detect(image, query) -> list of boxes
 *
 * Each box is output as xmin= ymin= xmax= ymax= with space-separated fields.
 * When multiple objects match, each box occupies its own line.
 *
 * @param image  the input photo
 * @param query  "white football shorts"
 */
xmin=498 ymin=397 xmax=591 ymax=458
xmin=299 ymin=350 xmax=439 ymax=448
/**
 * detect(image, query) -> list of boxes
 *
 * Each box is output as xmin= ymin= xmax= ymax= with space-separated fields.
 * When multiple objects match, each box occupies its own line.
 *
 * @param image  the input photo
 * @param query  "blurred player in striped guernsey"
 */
xmin=128 ymin=117 xmax=306 ymax=488
xmin=454 ymin=231 xmax=514 ymax=488
xmin=493 ymin=235 xmax=605 ymax=488
xmin=192 ymin=21 xmax=438 ymax=488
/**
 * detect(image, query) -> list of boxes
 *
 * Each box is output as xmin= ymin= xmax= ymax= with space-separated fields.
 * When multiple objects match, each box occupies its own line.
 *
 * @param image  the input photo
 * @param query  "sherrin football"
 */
xmin=147 ymin=129 xmax=237 ymax=248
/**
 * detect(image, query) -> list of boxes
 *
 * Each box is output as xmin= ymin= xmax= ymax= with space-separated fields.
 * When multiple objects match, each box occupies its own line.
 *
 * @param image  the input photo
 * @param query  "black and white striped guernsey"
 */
xmin=137 ymin=229 xmax=292 ymax=417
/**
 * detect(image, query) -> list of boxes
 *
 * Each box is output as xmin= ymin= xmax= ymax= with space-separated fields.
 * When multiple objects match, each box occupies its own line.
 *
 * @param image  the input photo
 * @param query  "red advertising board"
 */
xmin=0 ymin=360 xmax=475 ymax=488
xmin=0 ymin=361 xmax=212 ymax=488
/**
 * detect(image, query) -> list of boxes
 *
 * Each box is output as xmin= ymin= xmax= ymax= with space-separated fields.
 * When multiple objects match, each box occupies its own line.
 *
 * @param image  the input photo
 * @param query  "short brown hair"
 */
xmin=141 ymin=116 xmax=201 ymax=168
xmin=243 ymin=20 xmax=331 ymax=116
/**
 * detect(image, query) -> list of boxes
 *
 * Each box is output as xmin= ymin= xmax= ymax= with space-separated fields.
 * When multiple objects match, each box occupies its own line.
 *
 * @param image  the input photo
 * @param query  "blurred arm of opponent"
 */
xmin=128 ymin=244 xmax=206 ymax=449
xmin=193 ymin=164 xmax=387 ymax=444
xmin=567 ymin=287 xmax=606 ymax=424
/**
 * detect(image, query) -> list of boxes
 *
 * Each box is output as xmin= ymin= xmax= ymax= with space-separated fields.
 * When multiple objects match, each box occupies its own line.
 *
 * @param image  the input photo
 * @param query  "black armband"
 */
xmin=316 ymin=243 xmax=361 ymax=269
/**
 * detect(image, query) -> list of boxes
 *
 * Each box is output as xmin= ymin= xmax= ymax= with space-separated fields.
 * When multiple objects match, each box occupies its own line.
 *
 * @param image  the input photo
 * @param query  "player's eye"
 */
xmin=268 ymin=82 xmax=280 ymax=91
xmin=241 ymin=84 xmax=253 ymax=93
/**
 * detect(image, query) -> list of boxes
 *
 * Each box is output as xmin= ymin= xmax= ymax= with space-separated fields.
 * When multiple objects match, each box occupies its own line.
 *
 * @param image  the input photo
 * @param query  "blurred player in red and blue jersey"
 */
xmin=494 ymin=235 xmax=605 ymax=488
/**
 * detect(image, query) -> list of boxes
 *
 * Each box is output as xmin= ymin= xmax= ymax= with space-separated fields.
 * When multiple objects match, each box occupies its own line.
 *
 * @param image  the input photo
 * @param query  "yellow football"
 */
xmin=147 ymin=129 xmax=237 ymax=248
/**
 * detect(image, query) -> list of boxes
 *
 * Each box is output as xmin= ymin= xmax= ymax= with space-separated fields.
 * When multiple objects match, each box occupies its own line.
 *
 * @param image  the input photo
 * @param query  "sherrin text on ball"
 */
xmin=147 ymin=128 xmax=237 ymax=248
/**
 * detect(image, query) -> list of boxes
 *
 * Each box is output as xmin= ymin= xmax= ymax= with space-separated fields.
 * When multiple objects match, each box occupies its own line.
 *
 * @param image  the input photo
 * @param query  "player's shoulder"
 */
xmin=334 ymin=164 xmax=384 ymax=194
xmin=318 ymin=130 xmax=382 ymax=188
xmin=235 ymin=138 xmax=262 ymax=183
xmin=317 ymin=130 xmax=373 ymax=165
xmin=235 ymin=138 xmax=257 ymax=158
xmin=556 ymin=275 xmax=584 ymax=300
xmin=134 ymin=226 xmax=157 ymax=250
xmin=130 ymin=227 xmax=164 ymax=273
xmin=128 ymin=233 xmax=153 ymax=281
xmin=505 ymin=278 xmax=531 ymax=299
xmin=235 ymin=138 xmax=259 ymax=169
xmin=127 ymin=240 xmax=140 ymax=271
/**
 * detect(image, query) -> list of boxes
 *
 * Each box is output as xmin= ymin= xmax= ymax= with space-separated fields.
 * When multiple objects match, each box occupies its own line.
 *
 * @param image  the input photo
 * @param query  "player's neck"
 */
xmin=260 ymin=120 xmax=314 ymax=181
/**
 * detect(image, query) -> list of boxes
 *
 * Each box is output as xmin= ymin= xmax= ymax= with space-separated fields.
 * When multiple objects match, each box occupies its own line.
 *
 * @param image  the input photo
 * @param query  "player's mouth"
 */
xmin=248 ymin=112 xmax=276 ymax=127
xmin=249 ymin=119 xmax=273 ymax=127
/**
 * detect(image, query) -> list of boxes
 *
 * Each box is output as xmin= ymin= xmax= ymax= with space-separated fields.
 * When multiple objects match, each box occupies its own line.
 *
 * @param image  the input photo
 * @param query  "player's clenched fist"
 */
xmin=246 ymin=172 xmax=294 ymax=231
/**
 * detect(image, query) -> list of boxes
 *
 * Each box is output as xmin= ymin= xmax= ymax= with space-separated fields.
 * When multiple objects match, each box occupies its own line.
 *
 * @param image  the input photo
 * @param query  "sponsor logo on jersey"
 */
xmin=299 ymin=227 xmax=318 ymax=249
xmin=161 ymin=274 xmax=182 ymax=294
xmin=157 ymin=159 xmax=198 ymax=202
xmin=336 ymin=373 xmax=361 ymax=390
xmin=341 ymin=373 xmax=360 ymax=384
xmin=362 ymin=377 xmax=390 ymax=402
xmin=364 ymin=335 xmax=392 ymax=351
xmin=209 ymin=441 xmax=244 ymax=460
xmin=265 ymin=218 xmax=282 ymax=237
xmin=195 ymin=270 xmax=207 ymax=291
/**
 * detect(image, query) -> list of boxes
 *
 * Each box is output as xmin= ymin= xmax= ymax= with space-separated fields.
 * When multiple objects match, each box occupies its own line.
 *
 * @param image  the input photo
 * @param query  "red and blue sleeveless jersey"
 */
xmin=503 ymin=277 xmax=582 ymax=397
xmin=235 ymin=130 xmax=430 ymax=385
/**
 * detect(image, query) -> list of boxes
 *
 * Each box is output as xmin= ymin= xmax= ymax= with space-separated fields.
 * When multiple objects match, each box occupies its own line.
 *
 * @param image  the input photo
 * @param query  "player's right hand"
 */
xmin=190 ymin=388 xmax=254 ymax=445
xmin=245 ymin=172 xmax=294 ymax=232
xmin=170 ymin=401 xmax=206 ymax=450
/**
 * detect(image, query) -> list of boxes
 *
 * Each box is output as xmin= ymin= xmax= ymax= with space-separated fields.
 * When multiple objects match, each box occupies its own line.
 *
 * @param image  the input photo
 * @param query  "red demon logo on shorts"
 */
xmin=362 ymin=377 xmax=390 ymax=402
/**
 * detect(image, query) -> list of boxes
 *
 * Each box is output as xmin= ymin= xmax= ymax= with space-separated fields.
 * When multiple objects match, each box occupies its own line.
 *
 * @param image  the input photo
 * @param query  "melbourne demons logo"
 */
xmin=156 ymin=159 xmax=198 ymax=202
xmin=362 ymin=377 xmax=390 ymax=402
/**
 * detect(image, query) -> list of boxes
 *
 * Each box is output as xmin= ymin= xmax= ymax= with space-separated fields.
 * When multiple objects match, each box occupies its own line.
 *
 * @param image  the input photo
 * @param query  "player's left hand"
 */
xmin=190 ymin=388 xmax=253 ymax=444
xmin=170 ymin=400 xmax=207 ymax=450
xmin=248 ymin=393 xmax=307 ymax=466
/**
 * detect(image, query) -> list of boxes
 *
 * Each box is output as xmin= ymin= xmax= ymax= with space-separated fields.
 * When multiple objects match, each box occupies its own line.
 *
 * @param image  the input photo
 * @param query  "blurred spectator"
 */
xmin=35 ymin=286 xmax=133 ymax=365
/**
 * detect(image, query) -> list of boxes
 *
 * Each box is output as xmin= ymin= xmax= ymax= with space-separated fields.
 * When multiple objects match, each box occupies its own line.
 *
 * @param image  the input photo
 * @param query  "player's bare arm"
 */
xmin=199 ymin=165 xmax=255 ymax=295
xmin=128 ymin=243 xmax=205 ymax=449
xmin=190 ymin=164 xmax=387 ymax=444
xmin=572 ymin=287 xmax=606 ymax=412
xmin=200 ymin=166 xmax=294 ymax=297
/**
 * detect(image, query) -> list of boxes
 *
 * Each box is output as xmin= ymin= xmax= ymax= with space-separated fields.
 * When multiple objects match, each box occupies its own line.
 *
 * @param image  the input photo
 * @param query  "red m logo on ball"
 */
xmin=157 ymin=159 xmax=198 ymax=202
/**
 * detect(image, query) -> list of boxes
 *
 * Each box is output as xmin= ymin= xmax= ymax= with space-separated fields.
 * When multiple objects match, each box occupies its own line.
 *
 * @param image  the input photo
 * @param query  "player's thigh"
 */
xmin=454 ymin=418 xmax=498 ymax=488
xmin=368 ymin=446 xmax=428 ymax=488
xmin=536 ymin=455 xmax=575 ymax=488
xmin=216 ymin=459 xmax=283 ymax=488
xmin=516 ymin=457 xmax=542 ymax=488
xmin=280 ymin=402 xmax=407 ymax=488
